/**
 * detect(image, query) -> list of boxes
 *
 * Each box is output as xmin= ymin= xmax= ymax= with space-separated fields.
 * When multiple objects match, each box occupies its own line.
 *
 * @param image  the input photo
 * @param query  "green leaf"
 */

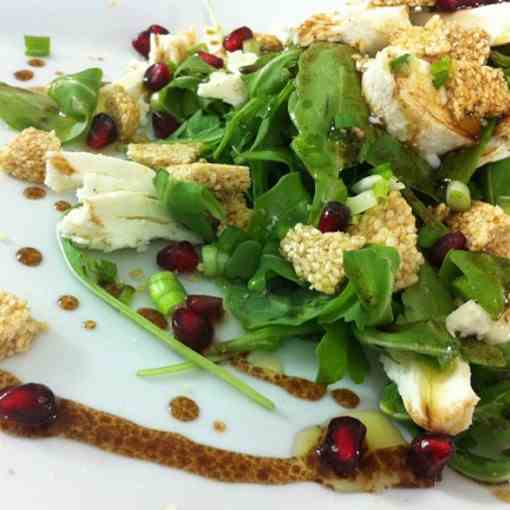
xmin=251 ymin=172 xmax=311 ymax=240
xmin=155 ymin=76 xmax=202 ymax=123
xmin=450 ymin=451 xmax=510 ymax=484
xmin=379 ymin=383 xmax=411 ymax=422
xmin=461 ymin=339 xmax=507 ymax=368
xmin=315 ymin=322 xmax=350 ymax=385
xmin=48 ymin=68 xmax=103 ymax=142
xmin=491 ymin=50 xmax=510 ymax=69
xmin=400 ymin=264 xmax=455 ymax=323
xmin=244 ymin=48 xmax=301 ymax=98
xmin=390 ymin=53 xmax=411 ymax=74
xmin=440 ymin=119 xmax=497 ymax=183
xmin=224 ymin=240 xmax=263 ymax=280
xmin=483 ymin=157 xmax=510 ymax=210
xmin=346 ymin=335 xmax=370 ymax=384
xmin=431 ymin=57 xmax=451 ymax=89
xmin=362 ymin=131 xmax=438 ymax=199
xmin=154 ymin=170 xmax=225 ymax=242
xmin=209 ymin=323 xmax=321 ymax=355
xmin=169 ymin=110 xmax=224 ymax=153
xmin=290 ymin=43 xmax=366 ymax=223
xmin=354 ymin=320 xmax=459 ymax=361
xmin=175 ymin=54 xmax=216 ymax=78
xmin=59 ymin=238 xmax=274 ymax=411
xmin=343 ymin=245 xmax=400 ymax=328
xmin=439 ymin=250 xmax=510 ymax=318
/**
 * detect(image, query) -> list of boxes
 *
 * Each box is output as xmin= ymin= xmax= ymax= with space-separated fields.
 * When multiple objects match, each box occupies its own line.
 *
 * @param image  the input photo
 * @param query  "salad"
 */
xmin=2 ymin=0 xmax=510 ymax=495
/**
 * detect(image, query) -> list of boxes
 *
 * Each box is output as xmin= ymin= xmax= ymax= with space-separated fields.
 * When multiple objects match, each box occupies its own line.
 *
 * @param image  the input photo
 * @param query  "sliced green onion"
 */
xmin=431 ymin=57 xmax=451 ymax=89
xmin=390 ymin=53 xmax=411 ymax=74
xmin=137 ymin=355 xmax=227 ymax=377
xmin=373 ymin=162 xmax=394 ymax=180
xmin=118 ymin=285 xmax=136 ymax=306
xmin=352 ymin=175 xmax=383 ymax=194
xmin=148 ymin=272 xmax=186 ymax=315
xmin=373 ymin=178 xmax=391 ymax=199
xmin=447 ymin=180 xmax=472 ymax=212
xmin=24 ymin=35 xmax=51 ymax=57
xmin=346 ymin=190 xmax=378 ymax=215
xmin=201 ymin=245 xmax=219 ymax=277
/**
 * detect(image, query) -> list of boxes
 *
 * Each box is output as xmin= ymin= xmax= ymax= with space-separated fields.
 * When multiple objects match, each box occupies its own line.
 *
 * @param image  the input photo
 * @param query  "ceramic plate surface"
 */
xmin=0 ymin=1 xmax=504 ymax=508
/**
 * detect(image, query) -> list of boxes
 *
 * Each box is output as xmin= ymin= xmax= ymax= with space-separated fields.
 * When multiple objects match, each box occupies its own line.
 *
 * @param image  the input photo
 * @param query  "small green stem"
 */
xmin=137 ymin=355 xmax=227 ymax=377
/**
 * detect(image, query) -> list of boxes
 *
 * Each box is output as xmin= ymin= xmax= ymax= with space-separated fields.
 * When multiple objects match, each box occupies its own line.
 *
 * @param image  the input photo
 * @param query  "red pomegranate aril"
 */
xmin=132 ymin=24 xmax=170 ymax=58
xmin=0 ymin=383 xmax=58 ymax=426
xmin=429 ymin=231 xmax=467 ymax=267
xmin=408 ymin=433 xmax=455 ymax=480
xmin=223 ymin=26 xmax=254 ymax=52
xmin=87 ymin=113 xmax=118 ymax=150
xmin=144 ymin=63 xmax=172 ymax=92
xmin=152 ymin=112 xmax=180 ymax=139
xmin=172 ymin=307 xmax=214 ymax=352
xmin=157 ymin=242 xmax=199 ymax=273
xmin=186 ymin=295 xmax=224 ymax=322
xmin=197 ymin=51 xmax=224 ymax=69
xmin=317 ymin=416 xmax=367 ymax=476
xmin=319 ymin=202 xmax=352 ymax=233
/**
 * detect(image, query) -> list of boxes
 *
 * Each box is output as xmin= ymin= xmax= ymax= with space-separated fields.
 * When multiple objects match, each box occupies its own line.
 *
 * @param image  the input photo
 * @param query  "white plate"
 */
xmin=0 ymin=1 xmax=504 ymax=508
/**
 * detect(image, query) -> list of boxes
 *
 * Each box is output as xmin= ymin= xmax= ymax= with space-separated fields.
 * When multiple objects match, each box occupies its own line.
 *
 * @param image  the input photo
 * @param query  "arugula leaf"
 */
xmin=430 ymin=57 xmax=451 ymax=89
xmin=175 ymin=54 xmax=216 ymax=78
xmin=440 ymin=250 xmax=510 ymax=318
xmin=169 ymin=110 xmax=224 ymax=153
xmin=460 ymin=339 xmax=507 ymax=368
xmin=0 ymin=68 xmax=102 ymax=142
xmin=343 ymin=245 xmax=400 ymax=328
xmin=59 ymin=238 xmax=274 ymax=410
xmin=209 ymin=323 xmax=321 ymax=355
xmin=363 ymin=131 xmax=438 ymax=199
xmin=440 ymin=119 xmax=497 ymax=183
xmin=155 ymin=76 xmax=202 ymax=123
xmin=354 ymin=321 xmax=459 ymax=361
xmin=400 ymin=264 xmax=455 ymax=323
xmin=244 ymin=49 xmax=301 ymax=98
xmin=154 ymin=170 xmax=225 ymax=242
xmin=483 ymin=157 xmax=510 ymax=212
xmin=379 ymin=383 xmax=411 ymax=422
xmin=289 ymin=43 xmax=365 ymax=223
xmin=48 ymin=68 xmax=103 ymax=141
xmin=316 ymin=322 xmax=350 ymax=385
xmin=251 ymin=172 xmax=311 ymax=240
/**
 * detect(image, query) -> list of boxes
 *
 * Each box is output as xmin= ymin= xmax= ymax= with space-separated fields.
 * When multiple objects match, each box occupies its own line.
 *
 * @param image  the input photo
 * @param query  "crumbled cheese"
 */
xmin=0 ymin=290 xmax=46 ymax=361
xmin=226 ymin=51 xmax=258 ymax=74
xmin=127 ymin=143 xmax=202 ymax=168
xmin=197 ymin=71 xmax=248 ymax=107
xmin=149 ymin=29 xmax=198 ymax=65
xmin=281 ymin=224 xmax=366 ymax=295
xmin=0 ymin=128 xmax=61 ymax=184
xmin=445 ymin=200 xmax=510 ymax=257
xmin=446 ymin=300 xmax=493 ymax=340
xmin=349 ymin=191 xmax=425 ymax=290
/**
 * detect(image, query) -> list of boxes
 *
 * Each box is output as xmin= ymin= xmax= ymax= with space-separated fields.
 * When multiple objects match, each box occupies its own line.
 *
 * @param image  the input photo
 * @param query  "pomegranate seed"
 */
xmin=172 ymin=307 xmax=214 ymax=352
xmin=223 ymin=26 xmax=254 ymax=52
xmin=436 ymin=0 xmax=503 ymax=11
xmin=87 ymin=113 xmax=118 ymax=150
xmin=408 ymin=433 xmax=455 ymax=480
xmin=132 ymin=24 xmax=169 ymax=58
xmin=157 ymin=242 xmax=199 ymax=273
xmin=152 ymin=112 xmax=180 ymax=139
xmin=317 ymin=417 xmax=367 ymax=476
xmin=0 ymin=383 xmax=58 ymax=426
xmin=144 ymin=63 xmax=172 ymax=92
xmin=186 ymin=295 xmax=224 ymax=322
xmin=197 ymin=51 xmax=224 ymax=69
xmin=319 ymin=202 xmax=351 ymax=233
xmin=429 ymin=232 xmax=467 ymax=267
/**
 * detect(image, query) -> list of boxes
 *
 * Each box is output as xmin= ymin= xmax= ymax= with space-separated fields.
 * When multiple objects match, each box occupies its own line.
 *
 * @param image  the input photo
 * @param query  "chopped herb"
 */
xmin=431 ymin=57 xmax=451 ymax=89
xmin=390 ymin=53 xmax=411 ymax=74
xmin=24 ymin=35 xmax=50 ymax=57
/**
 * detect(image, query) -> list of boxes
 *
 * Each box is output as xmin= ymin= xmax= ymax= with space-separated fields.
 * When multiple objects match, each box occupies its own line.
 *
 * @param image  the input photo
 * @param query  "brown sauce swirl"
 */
xmin=331 ymin=389 xmax=360 ymax=409
xmin=16 ymin=247 xmax=43 ymax=267
xmin=137 ymin=308 xmax=168 ymax=330
xmin=23 ymin=186 xmax=47 ymax=200
xmin=58 ymin=295 xmax=79 ymax=311
xmin=28 ymin=58 xmax=46 ymax=68
xmin=231 ymin=355 xmax=327 ymax=401
xmin=170 ymin=397 xmax=200 ymax=422
xmin=0 ymin=369 xmax=430 ymax=491
xmin=14 ymin=70 xmax=34 ymax=81
xmin=54 ymin=201 xmax=72 ymax=212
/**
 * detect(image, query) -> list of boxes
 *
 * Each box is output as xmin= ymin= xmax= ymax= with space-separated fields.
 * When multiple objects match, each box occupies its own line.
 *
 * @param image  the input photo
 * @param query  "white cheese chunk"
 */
xmin=382 ymin=355 xmax=479 ymax=436
xmin=58 ymin=191 xmax=199 ymax=252
xmin=197 ymin=71 xmax=248 ymax=107
xmin=226 ymin=51 xmax=258 ymax=74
